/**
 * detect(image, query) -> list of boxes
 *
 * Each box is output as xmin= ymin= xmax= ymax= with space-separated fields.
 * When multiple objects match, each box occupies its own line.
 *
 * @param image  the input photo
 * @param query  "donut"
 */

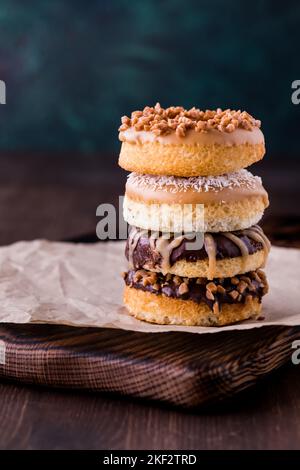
xmin=123 ymin=170 xmax=269 ymax=233
xmin=123 ymin=269 xmax=268 ymax=326
xmin=119 ymin=104 xmax=265 ymax=177
xmin=118 ymin=103 xmax=270 ymax=327
xmin=126 ymin=225 xmax=271 ymax=280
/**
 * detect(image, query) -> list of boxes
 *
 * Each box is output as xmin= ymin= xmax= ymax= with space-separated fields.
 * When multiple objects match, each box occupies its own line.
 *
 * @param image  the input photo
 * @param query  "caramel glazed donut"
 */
xmin=123 ymin=170 xmax=269 ymax=233
xmin=118 ymin=104 xmax=265 ymax=177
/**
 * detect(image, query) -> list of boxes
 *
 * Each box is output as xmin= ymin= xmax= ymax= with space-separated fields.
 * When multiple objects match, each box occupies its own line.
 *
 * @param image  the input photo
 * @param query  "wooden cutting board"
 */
xmin=0 ymin=323 xmax=299 ymax=408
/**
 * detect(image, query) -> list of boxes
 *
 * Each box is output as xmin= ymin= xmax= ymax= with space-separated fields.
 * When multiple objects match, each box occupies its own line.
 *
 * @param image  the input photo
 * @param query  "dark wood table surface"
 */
xmin=0 ymin=153 xmax=299 ymax=450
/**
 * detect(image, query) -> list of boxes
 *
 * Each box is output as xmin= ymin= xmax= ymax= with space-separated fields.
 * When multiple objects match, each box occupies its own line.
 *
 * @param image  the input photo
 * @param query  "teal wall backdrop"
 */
xmin=0 ymin=0 xmax=299 ymax=159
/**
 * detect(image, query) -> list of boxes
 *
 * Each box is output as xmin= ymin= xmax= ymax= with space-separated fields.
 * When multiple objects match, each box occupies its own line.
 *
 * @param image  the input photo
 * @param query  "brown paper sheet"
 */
xmin=0 ymin=240 xmax=299 ymax=334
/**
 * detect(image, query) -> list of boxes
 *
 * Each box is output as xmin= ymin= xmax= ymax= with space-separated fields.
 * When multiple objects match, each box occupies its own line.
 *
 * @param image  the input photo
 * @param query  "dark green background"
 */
xmin=0 ymin=0 xmax=299 ymax=158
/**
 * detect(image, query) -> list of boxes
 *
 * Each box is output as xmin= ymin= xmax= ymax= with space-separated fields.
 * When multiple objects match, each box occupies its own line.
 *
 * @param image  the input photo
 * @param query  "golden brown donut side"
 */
xmin=124 ymin=286 xmax=262 ymax=326
xmin=123 ymin=194 xmax=268 ymax=233
xmin=119 ymin=141 xmax=265 ymax=177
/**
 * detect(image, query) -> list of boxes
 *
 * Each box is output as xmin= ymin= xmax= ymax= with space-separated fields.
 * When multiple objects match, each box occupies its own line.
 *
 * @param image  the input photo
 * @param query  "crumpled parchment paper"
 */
xmin=0 ymin=240 xmax=299 ymax=334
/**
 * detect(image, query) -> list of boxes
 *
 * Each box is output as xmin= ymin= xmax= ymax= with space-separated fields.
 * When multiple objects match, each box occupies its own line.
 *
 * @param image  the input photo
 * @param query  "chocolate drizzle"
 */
xmin=242 ymin=226 xmax=271 ymax=267
xmin=126 ymin=225 xmax=270 ymax=279
xmin=155 ymin=234 xmax=185 ymax=273
xmin=204 ymin=234 xmax=217 ymax=279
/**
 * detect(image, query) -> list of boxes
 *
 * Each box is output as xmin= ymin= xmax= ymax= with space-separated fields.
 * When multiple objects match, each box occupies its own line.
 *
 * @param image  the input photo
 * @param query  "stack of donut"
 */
xmin=119 ymin=104 xmax=270 ymax=326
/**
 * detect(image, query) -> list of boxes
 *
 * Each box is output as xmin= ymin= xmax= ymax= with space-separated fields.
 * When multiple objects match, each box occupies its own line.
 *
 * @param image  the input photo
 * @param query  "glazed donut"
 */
xmin=119 ymin=104 xmax=270 ymax=327
xmin=123 ymin=269 xmax=268 ymax=326
xmin=119 ymin=104 xmax=265 ymax=177
xmin=126 ymin=225 xmax=271 ymax=280
xmin=124 ymin=170 xmax=269 ymax=233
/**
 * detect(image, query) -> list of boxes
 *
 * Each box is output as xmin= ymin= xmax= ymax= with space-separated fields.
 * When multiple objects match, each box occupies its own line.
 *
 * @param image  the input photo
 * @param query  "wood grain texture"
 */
xmin=0 ymin=323 xmax=299 ymax=409
xmin=1 ymin=362 xmax=300 ymax=450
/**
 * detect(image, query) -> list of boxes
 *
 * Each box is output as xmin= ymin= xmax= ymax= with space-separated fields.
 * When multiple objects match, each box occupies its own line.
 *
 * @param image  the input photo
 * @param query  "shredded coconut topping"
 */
xmin=119 ymin=103 xmax=261 ymax=137
xmin=127 ymin=170 xmax=262 ymax=193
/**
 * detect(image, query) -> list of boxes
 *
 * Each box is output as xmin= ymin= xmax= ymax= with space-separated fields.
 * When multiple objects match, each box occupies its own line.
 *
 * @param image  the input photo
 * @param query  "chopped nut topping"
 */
xmin=213 ymin=301 xmax=220 ymax=315
xmin=178 ymin=282 xmax=189 ymax=295
xmin=216 ymin=285 xmax=226 ymax=294
xmin=173 ymin=275 xmax=182 ymax=286
xmin=207 ymin=282 xmax=217 ymax=293
xmin=206 ymin=289 xmax=215 ymax=301
xmin=229 ymin=290 xmax=239 ymax=300
xmin=147 ymin=272 xmax=157 ymax=283
xmin=237 ymin=280 xmax=248 ymax=294
xmin=262 ymin=284 xmax=269 ymax=295
xmin=124 ymin=268 xmax=268 ymax=312
xmin=138 ymin=270 xmax=157 ymax=287
xmin=247 ymin=283 xmax=256 ymax=292
xmin=142 ymin=277 xmax=151 ymax=287
xmin=119 ymin=103 xmax=261 ymax=136
xmin=240 ymin=275 xmax=251 ymax=285
xmin=257 ymin=269 xmax=267 ymax=282
xmin=133 ymin=270 xmax=143 ymax=282
xmin=249 ymin=271 xmax=261 ymax=282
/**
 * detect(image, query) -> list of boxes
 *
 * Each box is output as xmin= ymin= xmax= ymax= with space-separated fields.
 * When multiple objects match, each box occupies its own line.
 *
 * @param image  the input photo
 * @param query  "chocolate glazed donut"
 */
xmin=125 ymin=225 xmax=271 ymax=279
xmin=123 ymin=268 xmax=269 ymax=327
xmin=123 ymin=269 xmax=268 ymax=312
